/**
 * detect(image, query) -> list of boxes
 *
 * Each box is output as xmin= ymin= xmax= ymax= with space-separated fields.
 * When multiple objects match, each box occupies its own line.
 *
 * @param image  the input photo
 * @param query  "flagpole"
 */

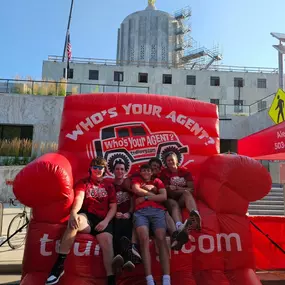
xmin=62 ymin=0 xmax=74 ymax=63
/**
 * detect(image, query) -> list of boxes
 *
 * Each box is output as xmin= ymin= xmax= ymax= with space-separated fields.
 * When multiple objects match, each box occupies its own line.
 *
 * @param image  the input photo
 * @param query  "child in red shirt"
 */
xmin=132 ymin=164 xmax=171 ymax=285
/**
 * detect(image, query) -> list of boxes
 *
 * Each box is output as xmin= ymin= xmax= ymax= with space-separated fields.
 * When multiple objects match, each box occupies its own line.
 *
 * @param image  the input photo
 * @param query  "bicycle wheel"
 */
xmin=7 ymin=213 xmax=29 ymax=250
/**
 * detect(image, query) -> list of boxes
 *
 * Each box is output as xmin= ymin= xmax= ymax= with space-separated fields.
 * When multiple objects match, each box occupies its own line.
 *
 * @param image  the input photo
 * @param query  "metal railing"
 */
xmin=0 ymin=78 xmax=150 ymax=96
xmin=47 ymin=55 xmax=279 ymax=73
xmin=0 ymin=78 xmax=275 ymax=117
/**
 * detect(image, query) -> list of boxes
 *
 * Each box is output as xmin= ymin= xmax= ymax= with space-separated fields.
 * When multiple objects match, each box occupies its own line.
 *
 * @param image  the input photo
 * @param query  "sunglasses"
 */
xmin=92 ymin=165 xmax=104 ymax=170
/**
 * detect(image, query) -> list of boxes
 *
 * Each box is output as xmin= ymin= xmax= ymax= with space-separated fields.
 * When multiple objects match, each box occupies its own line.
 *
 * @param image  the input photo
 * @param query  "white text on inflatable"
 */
xmin=103 ymin=134 xmax=175 ymax=150
xmin=66 ymin=104 xmax=215 ymax=145
xmin=39 ymin=233 xmax=242 ymax=257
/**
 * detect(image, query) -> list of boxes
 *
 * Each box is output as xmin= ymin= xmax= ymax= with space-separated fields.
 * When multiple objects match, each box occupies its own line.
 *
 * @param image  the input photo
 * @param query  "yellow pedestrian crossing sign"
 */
xmin=268 ymin=88 xmax=285 ymax=124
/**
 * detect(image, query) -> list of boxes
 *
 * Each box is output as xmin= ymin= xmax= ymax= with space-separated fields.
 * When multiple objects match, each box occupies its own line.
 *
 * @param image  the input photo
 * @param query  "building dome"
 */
xmin=116 ymin=1 xmax=177 ymax=66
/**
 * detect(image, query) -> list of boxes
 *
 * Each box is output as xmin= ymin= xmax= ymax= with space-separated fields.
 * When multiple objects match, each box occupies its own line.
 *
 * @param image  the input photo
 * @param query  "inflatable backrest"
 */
xmin=58 ymin=93 xmax=219 ymax=181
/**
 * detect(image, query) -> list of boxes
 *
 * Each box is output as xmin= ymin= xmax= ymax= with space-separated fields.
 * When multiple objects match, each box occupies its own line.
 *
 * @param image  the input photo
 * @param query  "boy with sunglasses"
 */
xmin=46 ymin=157 xmax=117 ymax=285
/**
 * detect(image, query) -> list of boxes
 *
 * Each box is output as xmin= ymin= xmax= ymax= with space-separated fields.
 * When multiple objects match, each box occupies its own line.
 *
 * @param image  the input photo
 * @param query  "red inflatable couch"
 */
xmin=13 ymin=93 xmax=272 ymax=285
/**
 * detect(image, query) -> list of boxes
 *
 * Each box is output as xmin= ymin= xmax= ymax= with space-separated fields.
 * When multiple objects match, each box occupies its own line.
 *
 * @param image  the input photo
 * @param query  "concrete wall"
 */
xmin=269 ymin=162 xmax=280 ymax=184
xmin=219 ymin=107 xmax=275 ymax=140
xmin=0 ymin=93 xmax=64 ymax=144
xmin=42 ymin=61 xmax=279 ymax=107
xmin=0 ymin=166 xmax=24 ymax=202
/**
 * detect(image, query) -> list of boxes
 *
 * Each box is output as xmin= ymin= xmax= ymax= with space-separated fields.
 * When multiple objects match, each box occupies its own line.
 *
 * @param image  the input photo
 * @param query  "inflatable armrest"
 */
xmin=197 ymin=154 xmax=272 ymax=215
xmin=13 ymin=152 xmax=74 ymax=224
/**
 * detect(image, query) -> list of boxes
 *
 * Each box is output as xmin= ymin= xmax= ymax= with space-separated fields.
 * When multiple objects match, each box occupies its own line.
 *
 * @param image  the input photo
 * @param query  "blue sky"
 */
xmin=0 ymin=0 xmax=284 ymax=79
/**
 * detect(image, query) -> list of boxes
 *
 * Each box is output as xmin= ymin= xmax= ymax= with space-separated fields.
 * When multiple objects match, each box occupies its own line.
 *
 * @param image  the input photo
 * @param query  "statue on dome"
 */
xmin=148 ymin=0 xmax=156 ymax=6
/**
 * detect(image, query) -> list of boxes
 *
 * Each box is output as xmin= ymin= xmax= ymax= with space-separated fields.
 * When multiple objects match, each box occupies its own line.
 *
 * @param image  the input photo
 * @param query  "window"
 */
xmin=163 ymin=74 xmax=172 ymax=84
xmin=186 ymin=75 xmax=196 ymax=85
xmin=132 ymin=127 xmax=146 ymax=136
xmin=210 ymin=99 xmax=220 ymax=105
xmin=114 ymin=71 xmax=124 ymax=82
xmin=258 ymin=101 xmax=267 ymax=111
xmin=138 ymin=73 xmax=148 ymax=83
xmin=234 ymin=100 xmax=244 ymax=112
xmin=63 ymin=68 xmax=74 ymax=79
xmin=102 ymin=127 xmax=115 ymax=140
xmin=89 ymin=70 xmax=99 ymax=80
xmin=118 ymin=128 xmax=129 ymax=137
xmin=210 ymin=76 xmax=220 ymax=86
xmin=0 ymin=124 xmax=33 ymax=141
xmin=257 ymin=78 xmax=266 ymax=88
xmin=234 ymin=77 xmax=244 ymax=87
xmin=0 ymin=124 xmax=34 ymax=156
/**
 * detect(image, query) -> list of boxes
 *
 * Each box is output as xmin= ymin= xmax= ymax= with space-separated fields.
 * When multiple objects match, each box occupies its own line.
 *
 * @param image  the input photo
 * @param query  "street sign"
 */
xmin=268 ymin=88 xmax=285 ymax=124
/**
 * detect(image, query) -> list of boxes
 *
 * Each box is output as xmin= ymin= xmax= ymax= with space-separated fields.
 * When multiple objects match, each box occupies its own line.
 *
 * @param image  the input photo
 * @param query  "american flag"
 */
xmin=67 ymin=32 xmax=72 ymax=61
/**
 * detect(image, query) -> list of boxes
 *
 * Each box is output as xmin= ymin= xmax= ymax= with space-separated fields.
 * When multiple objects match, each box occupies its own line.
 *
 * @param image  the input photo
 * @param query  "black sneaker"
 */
xmin=189 ymin=210 xmax=202 ymax=231
xmin=122 ymin=260 xmax=135 ymax=272
xmin=171 ymin=230 xmax=189 ymax=251
xmin=46 ymin=264 xmax=65 ymax=285
xmin=129 ymin=243 xmax=142 ymax=264
xmin=112 ymin=254 xmax=124 ymax=275
xmin=120 ymin=236 xmax=142 ymax=264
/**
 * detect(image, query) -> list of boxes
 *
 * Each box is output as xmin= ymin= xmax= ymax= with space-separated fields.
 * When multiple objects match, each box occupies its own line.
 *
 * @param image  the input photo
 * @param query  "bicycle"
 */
xmin=0 ymin=199 xmax=30 ymax=250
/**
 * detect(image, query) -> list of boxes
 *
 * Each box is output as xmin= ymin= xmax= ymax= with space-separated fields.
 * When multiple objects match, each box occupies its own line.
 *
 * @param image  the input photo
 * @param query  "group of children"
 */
xmin=46 ymin=152 xmax=201 ymax=285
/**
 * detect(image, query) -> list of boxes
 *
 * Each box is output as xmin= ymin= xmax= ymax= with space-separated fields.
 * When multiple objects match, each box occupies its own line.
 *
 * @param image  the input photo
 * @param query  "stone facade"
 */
xmin=0 ymin=166 xmax=24 ymax=202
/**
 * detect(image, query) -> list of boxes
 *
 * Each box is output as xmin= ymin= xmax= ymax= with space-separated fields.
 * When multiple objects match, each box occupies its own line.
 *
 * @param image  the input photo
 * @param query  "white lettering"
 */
xmin=133 ymin=104 xmax=142 ymax=114
xmin=198 ymin=129 xmax=209 ymax=140
xmin=166 ymin=111 xmax=176 ymax=122
xmin=40 ymin=234 xmax=53 ymax=256
xmin=152 ymin=105 xmax=162 ymax=118
xmin=90 ymin=113 xmax=104 ymax=125
xmin=74 ymin=241 xmax=92 ymax=256
xmin=122 ymin=103 xmax=132 ymax=114
xmin=179 ymin=234 xmax=196 ymax=254
xmin=185 ymin=118 xmax=195 ymax=129
xmin=79 ymin=118 xmax=94 ymax=131
xmin=177 ymin=114 xmax=187 ymax=125
xmin=207 ymin=137 xmax=215 ymax=145
xmin=191 ymin=123 xmax=204 ymax=136
xmin=198 ymin=235 xmax=215 ymax=253
xmin=143 ymin=104 xmax=153 ymax=115
xmin=277 ymin=131 xmax=285 ymax=138
xmin=217 ymin=233 xmax=242 ymax=252
xmin=38 ymin=233 xmax=242 ymax=257
xmin=94 ymin=244 xmax=100 ymax=256
xmin=108 ymin=107 xmax=118 ymax=118
xmin=66 ymin=125 xmax=84 ymax=141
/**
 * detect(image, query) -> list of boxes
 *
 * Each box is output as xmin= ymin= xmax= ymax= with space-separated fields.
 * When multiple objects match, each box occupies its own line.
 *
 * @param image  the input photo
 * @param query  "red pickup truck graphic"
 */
xmin=91 ymin=122 xmax=189 ymax=173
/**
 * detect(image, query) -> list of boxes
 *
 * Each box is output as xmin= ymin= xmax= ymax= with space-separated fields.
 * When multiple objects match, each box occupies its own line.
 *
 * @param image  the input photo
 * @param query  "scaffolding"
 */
xmin=172 ymin=5 xmax=222 ymax=69
xmin=172 ymin=6 xmax=192 ymax=66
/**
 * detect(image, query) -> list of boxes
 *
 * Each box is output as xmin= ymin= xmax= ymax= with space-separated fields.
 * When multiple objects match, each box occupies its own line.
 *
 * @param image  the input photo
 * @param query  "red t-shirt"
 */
xmin=113 ymin=181 xmax=132 ymax=213
xmin=160 ymin=167 xmax=193 ymax=188
xmin=75 ymin=178 xmax=116 ymax=218
xmin=132 ymin=177 xmax=166 ymax=211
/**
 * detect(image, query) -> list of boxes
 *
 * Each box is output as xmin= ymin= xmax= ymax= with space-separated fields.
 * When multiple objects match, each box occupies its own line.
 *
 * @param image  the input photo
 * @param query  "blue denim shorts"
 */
xmin=133 ymin=207 xmax=166 ymax=232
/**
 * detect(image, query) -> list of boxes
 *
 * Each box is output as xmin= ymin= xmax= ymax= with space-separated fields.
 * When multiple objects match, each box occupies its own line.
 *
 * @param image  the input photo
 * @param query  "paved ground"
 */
xmin=0 ymin=203 xmax=30 ymax=284
xmin=0 ymin=274 xmax=21 ymax=285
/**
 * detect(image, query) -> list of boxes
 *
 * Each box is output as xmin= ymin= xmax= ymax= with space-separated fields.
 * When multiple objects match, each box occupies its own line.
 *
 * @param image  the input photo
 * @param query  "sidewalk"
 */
xmin=0 ymin=203 xmax=29 ymax=276
xmin=0 ymin=274 xmax=21 ymax=285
